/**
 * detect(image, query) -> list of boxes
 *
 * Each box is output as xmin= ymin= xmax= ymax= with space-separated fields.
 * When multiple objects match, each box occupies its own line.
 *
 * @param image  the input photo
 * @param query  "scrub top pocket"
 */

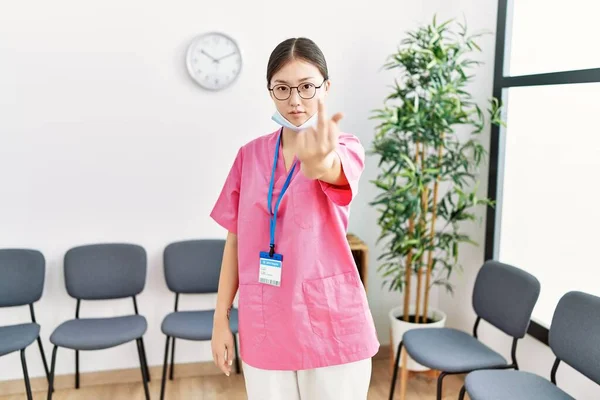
xmin=303 ymin=271 xmax=367 ymax=340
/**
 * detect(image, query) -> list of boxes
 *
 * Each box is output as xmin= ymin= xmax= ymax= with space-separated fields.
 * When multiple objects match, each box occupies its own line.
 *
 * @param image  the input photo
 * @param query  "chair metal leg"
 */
xmin=160 ymin=336 xmax=171 ymax=400
xmin=136 ymin=339 xmax=150 ymax=400
xmin=20 ymin=348 xmax=33 ymax=400
xmin=75 ymin=350 xmax=80 ymax=389
xmin=36 ymin=337 xmax=51 ymax=383
xmin=388 ymin=341 xmax=403 ymax=400
xmin=458 ymin=385 xmax=467 ymax=400
xmin=47 ymin=346 xmax=58 ymax=400
xmin=140 ymin=338 xmax=151 ymax=382
xmin=233 ymin=334 xmax=240 ymax=374
xmin=169 ymin=337 xmax=176 ymax=380
xmin=436 ymin=372 xmax=448 ymax=400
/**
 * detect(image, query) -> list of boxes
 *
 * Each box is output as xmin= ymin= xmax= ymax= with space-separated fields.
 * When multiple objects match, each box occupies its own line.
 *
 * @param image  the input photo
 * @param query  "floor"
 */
xmin=0 ymin=359 xmax=468 ymax=400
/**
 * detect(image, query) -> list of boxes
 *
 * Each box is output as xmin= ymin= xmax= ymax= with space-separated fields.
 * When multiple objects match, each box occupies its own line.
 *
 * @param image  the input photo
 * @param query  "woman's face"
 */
xmin=269 ymin=59 xmax=330 ymax=126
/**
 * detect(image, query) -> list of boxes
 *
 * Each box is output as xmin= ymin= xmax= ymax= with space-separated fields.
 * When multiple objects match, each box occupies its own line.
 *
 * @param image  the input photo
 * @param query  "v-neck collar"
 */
xmin=271 ymin=129 xmax=299 ymax=186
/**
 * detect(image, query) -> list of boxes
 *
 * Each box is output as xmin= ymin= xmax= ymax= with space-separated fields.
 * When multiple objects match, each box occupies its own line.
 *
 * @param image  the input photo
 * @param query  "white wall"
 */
xmin=437 ymin=0 xmax=600 ymax=399
xmin=3 ymin=2 xmax=597 ymax=398
xmin=0 ymin=0 xmax=449 ymax=381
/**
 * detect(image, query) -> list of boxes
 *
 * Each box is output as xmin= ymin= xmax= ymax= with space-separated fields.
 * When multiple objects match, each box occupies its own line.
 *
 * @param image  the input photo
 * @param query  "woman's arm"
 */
xmin=212 ymin=231 xmax=239 ymax=375
xmin=215 ymin=231 xmax=239 ymax=319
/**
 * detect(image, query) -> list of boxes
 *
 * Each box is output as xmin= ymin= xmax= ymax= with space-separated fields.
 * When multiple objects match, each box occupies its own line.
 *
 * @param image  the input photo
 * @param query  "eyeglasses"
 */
xmin=269 ymin=79 xmax=327 ymax=101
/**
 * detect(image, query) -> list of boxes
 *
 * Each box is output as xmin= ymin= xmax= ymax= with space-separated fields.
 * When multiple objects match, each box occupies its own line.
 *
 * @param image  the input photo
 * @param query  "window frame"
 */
xmin=485 ymin=0 xmax=600 ymax=346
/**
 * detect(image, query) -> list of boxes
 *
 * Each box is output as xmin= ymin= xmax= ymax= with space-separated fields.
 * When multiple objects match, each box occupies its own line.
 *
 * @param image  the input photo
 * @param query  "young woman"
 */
xmin=210 ymin=37 xmax=379 ymax=400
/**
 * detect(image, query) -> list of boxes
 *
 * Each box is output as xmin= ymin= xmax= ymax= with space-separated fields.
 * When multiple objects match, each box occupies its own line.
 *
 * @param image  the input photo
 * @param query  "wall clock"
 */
xmin=186 ymin=32 xmax=242 ymax=91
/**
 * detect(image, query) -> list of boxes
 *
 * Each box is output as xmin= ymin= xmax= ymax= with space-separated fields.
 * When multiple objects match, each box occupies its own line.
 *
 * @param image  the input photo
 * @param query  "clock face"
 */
xmin=186 ymin=32 xmax=242 ymax=91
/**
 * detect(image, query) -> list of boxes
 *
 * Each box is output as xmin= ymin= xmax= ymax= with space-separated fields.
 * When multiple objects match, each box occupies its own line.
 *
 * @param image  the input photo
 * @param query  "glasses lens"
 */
xmin=298 ymin=83 xmax=316 ymax=99
xmin=272 ymin=85 xmax=290 ymax=100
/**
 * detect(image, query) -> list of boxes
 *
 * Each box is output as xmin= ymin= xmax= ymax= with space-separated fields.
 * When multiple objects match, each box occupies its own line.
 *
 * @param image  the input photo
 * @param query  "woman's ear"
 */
xmin=323 ymin=80 xmax=331 ymax=98
xmin=268 ymin=86 xmax=275 ymax=101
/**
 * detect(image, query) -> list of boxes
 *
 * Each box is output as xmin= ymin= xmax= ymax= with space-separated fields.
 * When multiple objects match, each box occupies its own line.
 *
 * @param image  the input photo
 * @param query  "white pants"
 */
xmin=242 ymin=358 xmax=372 ymax=400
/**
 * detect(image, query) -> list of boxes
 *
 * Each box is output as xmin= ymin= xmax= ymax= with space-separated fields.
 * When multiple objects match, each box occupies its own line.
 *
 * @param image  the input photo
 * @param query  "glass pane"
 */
xmin=497 ymin=83 xmax=600 ymax=327
xmin=507 ymin=0 xmax=600 ymax=76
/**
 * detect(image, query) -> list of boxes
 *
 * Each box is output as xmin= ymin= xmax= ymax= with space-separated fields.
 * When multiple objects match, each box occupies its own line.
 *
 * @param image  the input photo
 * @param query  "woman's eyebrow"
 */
xmin=273 ymin=77 xmax=316 ymax=84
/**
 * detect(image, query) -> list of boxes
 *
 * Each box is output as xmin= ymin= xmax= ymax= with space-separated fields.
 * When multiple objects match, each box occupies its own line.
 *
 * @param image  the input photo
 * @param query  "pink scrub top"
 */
xmin=210 ymin=128 xmax=380 ymax=371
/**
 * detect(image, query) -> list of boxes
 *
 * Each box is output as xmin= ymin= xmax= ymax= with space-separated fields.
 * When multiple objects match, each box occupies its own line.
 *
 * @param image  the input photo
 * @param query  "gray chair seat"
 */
xmin=50 ymin=315 xmax=147 ymax=350
xmin=465 ymin=370 xmax=575 ymax=400
xmin=404 ymin=328 xmax=507 ymax=373
xmin=0 ymin=323 xmax=40 ymax=357
xmin=161 ymin=309 xmax=238 ymax=341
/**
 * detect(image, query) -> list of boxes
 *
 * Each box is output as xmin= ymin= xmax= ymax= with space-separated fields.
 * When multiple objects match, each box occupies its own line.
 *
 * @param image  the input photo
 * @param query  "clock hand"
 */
xmin=216 ymin=52 xmax=237 ymax=61
xmin=201 ymin=49 xmax=219 ymax=63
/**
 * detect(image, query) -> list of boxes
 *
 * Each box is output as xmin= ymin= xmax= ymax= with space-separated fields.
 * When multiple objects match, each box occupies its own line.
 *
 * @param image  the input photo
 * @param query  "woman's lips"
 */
xmin=288 ymin=111 xmax=305 ymax=119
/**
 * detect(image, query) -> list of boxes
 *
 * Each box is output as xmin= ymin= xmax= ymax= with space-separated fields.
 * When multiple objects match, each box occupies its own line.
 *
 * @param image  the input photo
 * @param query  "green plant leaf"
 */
xmin=370 ymin=14 xmax=502 ymax=300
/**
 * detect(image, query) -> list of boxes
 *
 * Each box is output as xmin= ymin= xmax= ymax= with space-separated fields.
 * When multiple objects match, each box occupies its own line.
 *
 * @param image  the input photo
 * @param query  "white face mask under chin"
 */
xmin=271 ymin=110 xmax=318 ymax=132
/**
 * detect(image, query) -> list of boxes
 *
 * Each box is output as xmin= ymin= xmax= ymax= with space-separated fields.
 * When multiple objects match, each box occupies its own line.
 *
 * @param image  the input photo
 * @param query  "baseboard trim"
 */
xmin=0 ymin=359 xmax=225 ymax=396
xmin=1 ymin=346 xmax=391 ymax=396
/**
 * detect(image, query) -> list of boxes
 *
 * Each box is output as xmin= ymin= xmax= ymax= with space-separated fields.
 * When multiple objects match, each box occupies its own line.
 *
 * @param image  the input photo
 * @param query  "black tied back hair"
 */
xmin=266 ymin=38 xmax=329 ymax=87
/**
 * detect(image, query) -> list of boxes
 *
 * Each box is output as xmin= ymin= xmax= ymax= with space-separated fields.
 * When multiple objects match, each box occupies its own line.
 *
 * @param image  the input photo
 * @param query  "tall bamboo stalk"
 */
xmin=403 ymin=141 xmax=421 ymax=321
xmin=414 ymin=254 xmax=423 ymax=323
xmin=403 ymin=218 xmax=415 ymax=322
xmin=415 ymin=190 xmax=429 ymax=323
xmin=422 ymin=134 xmax=444 ymax=323
xmin=403 ymin=142 xmax=419 ymax=322
xmin=414 ymin=145 xmax=428 ymax=324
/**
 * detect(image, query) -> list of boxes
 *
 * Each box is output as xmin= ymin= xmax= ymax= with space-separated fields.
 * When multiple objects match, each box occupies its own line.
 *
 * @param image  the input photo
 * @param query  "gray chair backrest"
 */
xmin=472 ymin=260 xmax=540 ymax=338
xmin=65 ymin=243 xmax=146 ymax=300
xmin=164 ymin=239 xmax=225 ymax=294
xmin=549 ymin=291 xmax=600 ymax=385
xmin=0 ymin=249 xmax=45 ymax=307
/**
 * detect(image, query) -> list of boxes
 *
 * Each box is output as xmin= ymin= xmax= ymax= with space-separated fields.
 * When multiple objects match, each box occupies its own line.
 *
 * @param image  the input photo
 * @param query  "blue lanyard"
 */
xmin=267 ymin=130 xmax=297 ymax=256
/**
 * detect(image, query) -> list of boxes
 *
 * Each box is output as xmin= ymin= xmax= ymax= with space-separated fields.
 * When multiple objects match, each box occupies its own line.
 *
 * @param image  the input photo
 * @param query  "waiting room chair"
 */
xmin=160 ymin=239 xmax=240 ymax=400
xmin=389 ymin=260 xmax=541 ymax=400
xmin=47 ymin=243 xmax=150 ymax=400
xmin=0 ymin=249 xmax=51 ymax=399
xmin=459 ymin=290 xmax=600 ymax=400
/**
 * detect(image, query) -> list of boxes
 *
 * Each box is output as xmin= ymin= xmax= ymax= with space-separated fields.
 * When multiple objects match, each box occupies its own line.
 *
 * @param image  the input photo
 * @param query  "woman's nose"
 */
xmin=288 ymin=89 xmax=301 ymax=106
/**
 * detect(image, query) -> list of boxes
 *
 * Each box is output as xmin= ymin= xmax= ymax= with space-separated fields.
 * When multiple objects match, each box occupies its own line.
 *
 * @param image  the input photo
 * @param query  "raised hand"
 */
xmin=295 ymin=98 xmax=343 ymax=166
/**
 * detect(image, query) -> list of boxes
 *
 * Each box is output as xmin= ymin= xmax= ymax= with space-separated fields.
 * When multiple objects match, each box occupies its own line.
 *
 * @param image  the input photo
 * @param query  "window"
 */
xmin=486 ymin=0 xmax=600 ymax=340
xmin=506 ymin=0 xmax=600 ymax=76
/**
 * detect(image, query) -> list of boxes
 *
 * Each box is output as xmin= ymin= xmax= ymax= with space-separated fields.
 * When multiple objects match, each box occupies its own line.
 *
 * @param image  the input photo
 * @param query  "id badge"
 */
xmin=258 ymin=251 xmax=283 ymax=286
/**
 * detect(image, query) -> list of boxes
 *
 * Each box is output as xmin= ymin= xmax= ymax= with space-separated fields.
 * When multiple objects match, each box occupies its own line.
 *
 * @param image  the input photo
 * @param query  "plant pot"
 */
xmin=389 ymin=305 xmax=447 ymax=371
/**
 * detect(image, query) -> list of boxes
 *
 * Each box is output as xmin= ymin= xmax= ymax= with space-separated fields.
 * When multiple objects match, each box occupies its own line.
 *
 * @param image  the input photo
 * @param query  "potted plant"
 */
xmin=369 ymin=16 xmax=504 ymax=371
